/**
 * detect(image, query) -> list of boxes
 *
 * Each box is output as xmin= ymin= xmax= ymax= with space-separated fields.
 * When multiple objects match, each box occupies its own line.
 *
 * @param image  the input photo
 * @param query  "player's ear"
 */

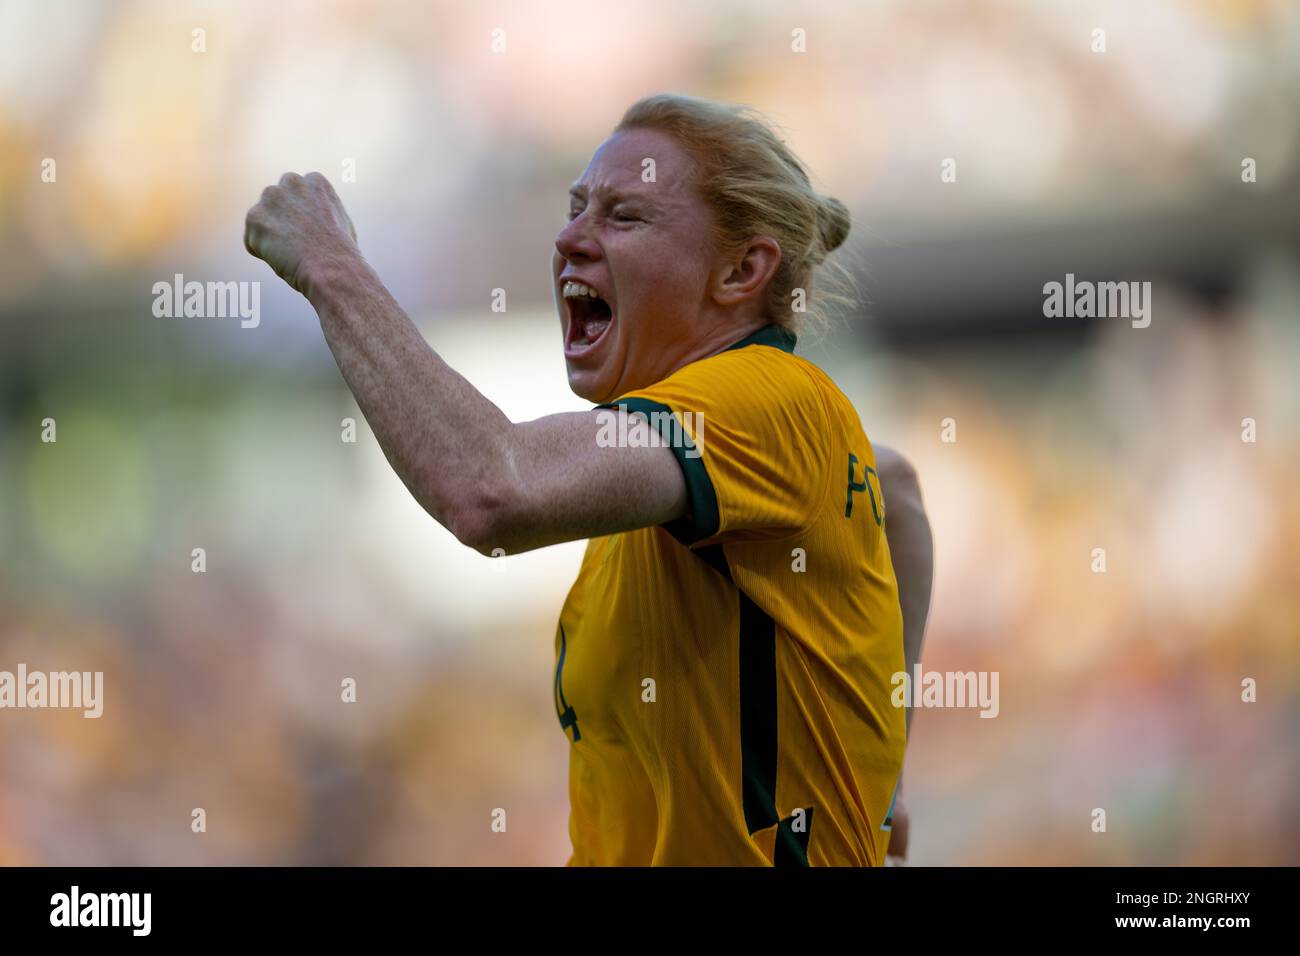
xmin=711 ymin=236 xmax=781 ymax=308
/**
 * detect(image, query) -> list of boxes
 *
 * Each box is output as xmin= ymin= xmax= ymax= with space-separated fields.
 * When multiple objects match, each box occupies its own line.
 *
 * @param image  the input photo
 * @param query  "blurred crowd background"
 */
xmin=1 ymin=0 xmax=1297 ymax=865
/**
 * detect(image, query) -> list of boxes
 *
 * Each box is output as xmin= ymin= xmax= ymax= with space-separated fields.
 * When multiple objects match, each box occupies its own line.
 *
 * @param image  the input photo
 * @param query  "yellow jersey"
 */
xmin=555 ymin=324 xmax=905 ymax=866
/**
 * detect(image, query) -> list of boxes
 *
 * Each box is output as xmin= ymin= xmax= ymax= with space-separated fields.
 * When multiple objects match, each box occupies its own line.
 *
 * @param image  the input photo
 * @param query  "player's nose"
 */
xmin=555 ymin=213 xmax=600 ymax=264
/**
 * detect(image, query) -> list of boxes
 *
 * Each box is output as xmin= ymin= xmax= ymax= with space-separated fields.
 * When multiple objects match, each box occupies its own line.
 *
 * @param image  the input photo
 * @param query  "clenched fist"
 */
xmin=244 ymin=172 xmax=359 ymax=297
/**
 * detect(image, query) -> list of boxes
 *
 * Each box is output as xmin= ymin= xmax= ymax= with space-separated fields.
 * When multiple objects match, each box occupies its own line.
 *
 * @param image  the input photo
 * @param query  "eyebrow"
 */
xmin=568 ymin=184 xmax=655 ymax=209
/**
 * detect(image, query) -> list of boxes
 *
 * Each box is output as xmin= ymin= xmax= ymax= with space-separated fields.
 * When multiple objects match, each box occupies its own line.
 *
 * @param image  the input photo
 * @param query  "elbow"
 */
xmin=448 ymin=511 xmax=497 ymax=556
xmin=406 ymin=427 xmax=531 ymax=555
xmin=441 ymin=477 xmax=519 ymax=556
xmin=402 ymin=443 xmax=520 ymax=555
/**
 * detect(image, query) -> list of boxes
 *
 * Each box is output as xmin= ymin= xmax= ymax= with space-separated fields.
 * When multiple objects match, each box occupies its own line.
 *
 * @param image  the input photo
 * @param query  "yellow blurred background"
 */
xmin=1 ymin=0 xmax=1297 ymax=864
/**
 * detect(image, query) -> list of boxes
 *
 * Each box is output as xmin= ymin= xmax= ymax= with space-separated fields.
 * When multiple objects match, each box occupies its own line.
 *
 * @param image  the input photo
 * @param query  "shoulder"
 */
xmin=603 ymin=333 xmax=846 ymax=544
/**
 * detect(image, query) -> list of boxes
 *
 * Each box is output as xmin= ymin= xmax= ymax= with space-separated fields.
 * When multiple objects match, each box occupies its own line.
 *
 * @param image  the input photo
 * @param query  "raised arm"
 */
xmin=244 ymin=172 xmax=686 ymax=555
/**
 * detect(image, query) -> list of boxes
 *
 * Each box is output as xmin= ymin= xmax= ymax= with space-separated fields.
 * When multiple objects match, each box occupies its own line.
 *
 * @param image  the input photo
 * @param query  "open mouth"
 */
xmin=562 ymin=279 xmax=614 ymax=355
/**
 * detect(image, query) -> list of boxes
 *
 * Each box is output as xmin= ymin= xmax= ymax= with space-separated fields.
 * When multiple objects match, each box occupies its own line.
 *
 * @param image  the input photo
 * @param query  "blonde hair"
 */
xmin=614 ymin=93 xmax=855 ymax=337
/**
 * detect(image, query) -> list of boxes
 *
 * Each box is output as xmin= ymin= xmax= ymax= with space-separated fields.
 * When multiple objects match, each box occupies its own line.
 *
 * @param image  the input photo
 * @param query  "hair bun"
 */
xmin=816 ymin=196 xmax=850 ymax=254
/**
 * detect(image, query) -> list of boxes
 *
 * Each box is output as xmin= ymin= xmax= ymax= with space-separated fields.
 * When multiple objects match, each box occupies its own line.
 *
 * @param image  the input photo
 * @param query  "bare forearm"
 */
xmin=306 ymin=256 xmax=514 ymax=539
xmin=244 ymin=172 xmax=687 ymax=555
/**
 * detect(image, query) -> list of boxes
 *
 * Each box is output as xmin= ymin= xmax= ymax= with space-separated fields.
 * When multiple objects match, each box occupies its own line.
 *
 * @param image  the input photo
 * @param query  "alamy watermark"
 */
xmin=891 ymin=664 xmax=999 ymax=718
xmin=0 ymin=664 xmax=103 ymax=718
xmin=50 ymin=886 xmax=150 ymax=936
xmin=1042 ymin=273 xmax=1151 ymax=328
xmin=597 ymin=406 xmax=703 ymax=459
xmin=152 ymin=273 xmax=260 ymax=328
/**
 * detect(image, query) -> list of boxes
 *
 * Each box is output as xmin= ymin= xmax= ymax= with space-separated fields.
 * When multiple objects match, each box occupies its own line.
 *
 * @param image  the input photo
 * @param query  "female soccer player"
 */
xmin=245 ymin=93 xmax=933 ymax=866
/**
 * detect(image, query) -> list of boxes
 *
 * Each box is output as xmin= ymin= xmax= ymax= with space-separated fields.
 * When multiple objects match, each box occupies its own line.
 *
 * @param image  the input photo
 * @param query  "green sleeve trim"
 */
xmin=596 ymin=396 xmax=720 ymax=544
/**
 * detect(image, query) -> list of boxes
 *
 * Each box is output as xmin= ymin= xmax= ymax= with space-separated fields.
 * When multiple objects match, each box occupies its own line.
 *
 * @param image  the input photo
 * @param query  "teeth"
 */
xmin=562 ymin=281 xmax=602 ymax=299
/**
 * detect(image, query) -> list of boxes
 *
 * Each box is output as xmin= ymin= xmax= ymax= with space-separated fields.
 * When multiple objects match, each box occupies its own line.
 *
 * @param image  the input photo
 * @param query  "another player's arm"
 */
xmin=875 ymin=444 xmax=934 ymax=734
xmin=874 ymin=443 xmax=934 ymax=860
xmin=244 ymin=172 xmax=687 ymax=555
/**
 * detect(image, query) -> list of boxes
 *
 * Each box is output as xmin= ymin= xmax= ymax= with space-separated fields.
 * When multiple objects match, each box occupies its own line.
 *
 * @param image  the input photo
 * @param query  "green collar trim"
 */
xmin=723 ymin=323 xmax=797 ymax=354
